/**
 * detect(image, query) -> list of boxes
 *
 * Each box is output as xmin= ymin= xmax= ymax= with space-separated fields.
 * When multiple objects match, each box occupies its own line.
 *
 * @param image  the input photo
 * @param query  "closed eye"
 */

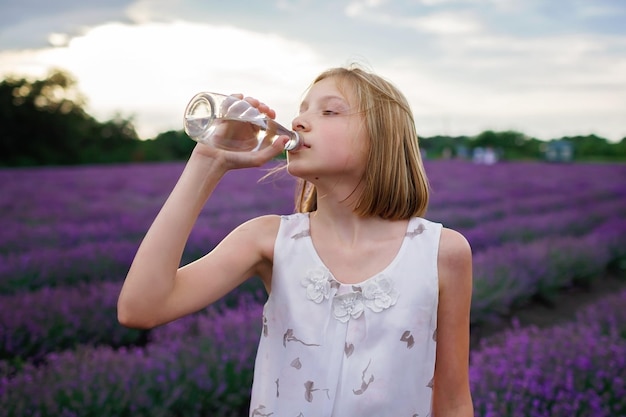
xmin=322 ymin=110 xmax=339 ymax=115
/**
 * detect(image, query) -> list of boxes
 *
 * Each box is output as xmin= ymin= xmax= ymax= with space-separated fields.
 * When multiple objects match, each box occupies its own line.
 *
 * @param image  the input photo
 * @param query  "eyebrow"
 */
xmin=299 ymin=94 xmax=348 ymax=111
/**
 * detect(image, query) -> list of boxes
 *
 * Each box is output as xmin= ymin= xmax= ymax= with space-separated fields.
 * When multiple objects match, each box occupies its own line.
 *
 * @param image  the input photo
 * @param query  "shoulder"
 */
xmin=438 ymin=227 xmax=472 ymax=262
xmin=226 ymin=214 xmax=282 ymax=251
xmin=227 ymin=215 xmax=283 ymax=277
xmin=232 ymin=214 xmax=282 ymax=249
xmin=236 ymin=212 xmax=310 ymax=245
xmin=437 ymin=227 xmax=472 ymax=290
xmin=239 ymin=213 xmax=283 ymax=231
xmin=239 ymin=213 xmax=308 ymax=237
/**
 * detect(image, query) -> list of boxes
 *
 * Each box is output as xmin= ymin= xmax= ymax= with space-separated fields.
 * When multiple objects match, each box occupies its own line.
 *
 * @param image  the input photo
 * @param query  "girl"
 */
xmin=118 ymin=65 xmax=474 ymax=417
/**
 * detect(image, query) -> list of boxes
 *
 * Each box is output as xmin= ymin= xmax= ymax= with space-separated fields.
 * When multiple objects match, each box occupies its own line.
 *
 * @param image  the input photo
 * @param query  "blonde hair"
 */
xmin=294 ymin=65 xmax=430 ymax=220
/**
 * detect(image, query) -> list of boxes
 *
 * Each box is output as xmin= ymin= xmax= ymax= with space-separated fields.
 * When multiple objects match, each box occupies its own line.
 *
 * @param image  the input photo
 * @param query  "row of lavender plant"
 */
xmin=2 ymin=198 xmax=621 ymax=297
xmin=0 ymin=280 xmax=266 ymax=365
xmin=2 ymin=162 xmax=625 ymax=295
xmin=1 ymin=215 xmax=623 ymax=367
xmin=430 ymin=188 xmax=622 ymax=228
xmin=0 ymin=162 xmax=294 ymax=254
xmin=425 ymin=160 xmax=626 ymax=210
xmin=470 ymin=288 xmax=626 ymax=417
xmin=0 ymin=304 xmax=264 ymax=417
xmin=3 ymin=196 xmax=622 ymax=295
xmin=2 ymin=284 xmax=624 ymax=416
xmin=0 ymin=164 xmax=296 ymax=294
xmin=457 ymin=198 xmax=626 ymax=252
xmin=4 ymin=161 xmax=623 ymax=255
xmin=471 ymin=216 xmax=626 ymax=323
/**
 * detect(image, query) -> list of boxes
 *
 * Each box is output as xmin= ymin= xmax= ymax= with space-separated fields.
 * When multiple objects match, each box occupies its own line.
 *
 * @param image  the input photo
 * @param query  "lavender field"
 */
xmin=1 ymin=160 xmax=625 ymax=416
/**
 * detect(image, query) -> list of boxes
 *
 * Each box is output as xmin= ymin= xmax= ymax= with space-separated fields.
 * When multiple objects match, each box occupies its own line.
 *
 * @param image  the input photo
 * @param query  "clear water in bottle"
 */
xmin=183 ymin=92 xmax=300 ymax=152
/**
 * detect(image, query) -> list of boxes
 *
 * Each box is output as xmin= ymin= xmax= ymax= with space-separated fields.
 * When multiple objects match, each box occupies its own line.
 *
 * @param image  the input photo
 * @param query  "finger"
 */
xmin=252 ymin=135 xmax=288 ymax=162
xmin=220 ymin=135 xmax=287 ymax=168
xmin=243 ymin=96 xmax=259 ymax=107
xmin=259 ymin=103 xmax=276 ymax=119
xmin=253 ymin=135 xmax=289 ymax=162
xmin=230 ymin=101 xmax=261 ymax=119
xmin=244 ymin=96 xmax=276 ymax=119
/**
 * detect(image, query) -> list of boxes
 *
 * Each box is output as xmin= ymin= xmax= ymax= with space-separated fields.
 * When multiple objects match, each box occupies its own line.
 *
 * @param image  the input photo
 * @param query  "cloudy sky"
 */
xmin=1 ymin=0 xmax=625 ymax=142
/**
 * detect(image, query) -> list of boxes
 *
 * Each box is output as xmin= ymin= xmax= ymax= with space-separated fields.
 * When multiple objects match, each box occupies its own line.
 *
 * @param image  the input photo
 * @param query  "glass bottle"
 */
xmin=183 ymin=92 xmax=301 ymax=152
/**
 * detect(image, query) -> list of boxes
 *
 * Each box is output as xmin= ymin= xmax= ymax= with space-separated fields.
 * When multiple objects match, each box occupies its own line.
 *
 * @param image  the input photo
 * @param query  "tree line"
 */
xmin=1 ymin=70 xmax=624 ymax=167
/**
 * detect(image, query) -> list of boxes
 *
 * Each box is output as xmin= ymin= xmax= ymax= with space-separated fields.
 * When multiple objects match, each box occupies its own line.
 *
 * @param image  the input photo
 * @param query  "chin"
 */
xmin=286 ymin=161 xmax=301 ymax=177
xmin=286 ymin=161 xmax=313 ymax=181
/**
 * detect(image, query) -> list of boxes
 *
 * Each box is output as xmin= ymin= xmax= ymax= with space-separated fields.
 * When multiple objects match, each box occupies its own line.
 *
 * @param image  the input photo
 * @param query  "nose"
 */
xmin=292 ymin=113 xmax=309 ymax=132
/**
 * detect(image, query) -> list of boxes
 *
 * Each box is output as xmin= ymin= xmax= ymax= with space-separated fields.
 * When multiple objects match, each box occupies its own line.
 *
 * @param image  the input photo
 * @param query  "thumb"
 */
xmin=241 ymin=135 xmax=288 ymax=168
xmin=263 ymin=135 xmax=289 ymax=158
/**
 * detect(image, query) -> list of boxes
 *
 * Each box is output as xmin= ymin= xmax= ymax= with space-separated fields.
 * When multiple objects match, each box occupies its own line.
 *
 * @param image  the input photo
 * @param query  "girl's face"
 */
xmin=287 ymin=77 xmax=369 ymax=187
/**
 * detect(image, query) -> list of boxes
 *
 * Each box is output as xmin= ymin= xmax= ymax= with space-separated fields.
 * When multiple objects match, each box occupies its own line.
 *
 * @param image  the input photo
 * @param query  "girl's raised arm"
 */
xmin=117 ymin=123 xmax=288 ymax=329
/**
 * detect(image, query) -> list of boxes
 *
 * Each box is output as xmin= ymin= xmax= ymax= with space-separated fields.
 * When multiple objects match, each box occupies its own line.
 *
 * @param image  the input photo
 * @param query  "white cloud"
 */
xmin=432 ymin=31 xmax=626 ymax=95
xmin=406 ymin=12 xmax=482 ymax=34
xmin=576 ymin=3 xmax=624 ymax=18
xmin=417 ymin=0 xmax=487 ymax=5
xmin=345 ymin=1 xmax=482 ymax=35
xmin=47 ymin=33 xmax=71 ymax=47
xmin=345 ymin=0 xmax=387 ymax=19
xmin=371 ymin=45 xmax=626 ymax=141
xmin=0 ymin=21 xmax=329 ymax=138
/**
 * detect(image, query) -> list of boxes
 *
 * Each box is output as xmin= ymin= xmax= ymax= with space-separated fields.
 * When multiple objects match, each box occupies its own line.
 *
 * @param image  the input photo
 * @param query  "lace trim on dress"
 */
xmin=301 ymin=268 xmax=399 ymax=322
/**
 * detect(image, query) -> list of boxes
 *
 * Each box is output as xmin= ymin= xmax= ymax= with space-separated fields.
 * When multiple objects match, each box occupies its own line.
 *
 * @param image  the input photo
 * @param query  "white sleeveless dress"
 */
xmin=249 ymin=213 xmax=442 ymax=417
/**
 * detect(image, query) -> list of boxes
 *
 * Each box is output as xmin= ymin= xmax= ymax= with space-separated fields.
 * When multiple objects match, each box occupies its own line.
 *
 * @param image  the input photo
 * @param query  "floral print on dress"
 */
xmin=303 ymin=267 xmax=400 ymax=322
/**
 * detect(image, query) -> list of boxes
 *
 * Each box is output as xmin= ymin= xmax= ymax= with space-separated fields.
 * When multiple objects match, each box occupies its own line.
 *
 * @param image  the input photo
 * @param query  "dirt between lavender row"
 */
xmin=470 ymin=269 xmax=626 ymax=349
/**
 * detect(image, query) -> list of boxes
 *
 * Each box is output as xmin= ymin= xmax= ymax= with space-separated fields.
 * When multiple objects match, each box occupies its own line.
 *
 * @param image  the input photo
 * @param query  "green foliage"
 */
xmin=135 ymin=130 xmax=195 ymax=162
xmin=556 ymin=134 xmax=624 ymax=161
xmin=0 ymin=69 xmax=140 ymax=166
xmin=422 ymin=130 xmax=624 ymax=162
xmin=419 ymin=134 xmax=470 ymax=159
xmin=472 ymin=130 xmax=543 ymax=160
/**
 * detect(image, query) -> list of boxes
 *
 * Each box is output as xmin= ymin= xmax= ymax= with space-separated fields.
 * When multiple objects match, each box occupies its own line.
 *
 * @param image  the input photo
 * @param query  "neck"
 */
xmin=310 ymin=202 xmax=406 ymax=247
xmin=308 ymin=176 xmax=399 ymax=244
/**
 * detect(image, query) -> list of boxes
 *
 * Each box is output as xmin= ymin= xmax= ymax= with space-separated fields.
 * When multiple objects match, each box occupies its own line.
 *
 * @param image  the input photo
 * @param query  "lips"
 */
xmin=289 ymin=133 xmax=309 ymax=151
xmin=295 ymin=138 xmax=310 ymax=150
xmin=289 ymin=143 xmax=309 ymax=153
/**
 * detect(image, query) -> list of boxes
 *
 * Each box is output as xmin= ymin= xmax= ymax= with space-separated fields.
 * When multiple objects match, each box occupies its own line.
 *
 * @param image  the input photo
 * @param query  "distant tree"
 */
xmin=419 ymin=135 xmax=471 ymax=159
xmin=80 ymin=115 xmax=140 ymax=163
xmin=616 ymin=137 xmax=626 ymax=158
xmin=0 ymin=69 xmax=138 ymax=166
xmin=470 ymin=130 xmax=542 ymax=160
xmin=134 ymin=130 xmax=195 ymax=161
xmin=557 ymin=134 xmax=618 ymax=160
